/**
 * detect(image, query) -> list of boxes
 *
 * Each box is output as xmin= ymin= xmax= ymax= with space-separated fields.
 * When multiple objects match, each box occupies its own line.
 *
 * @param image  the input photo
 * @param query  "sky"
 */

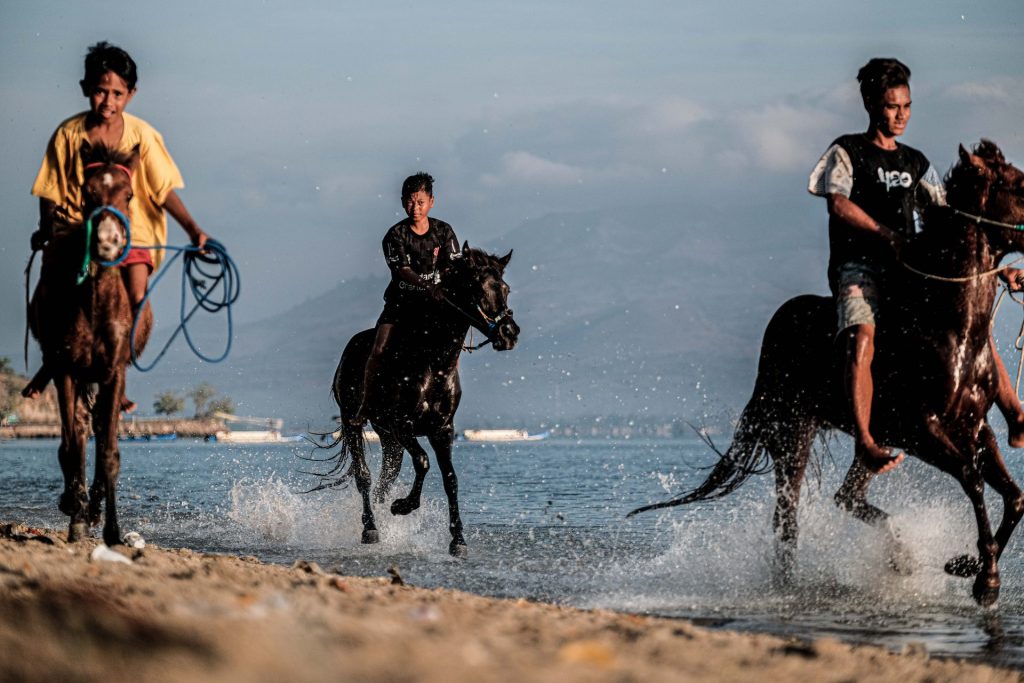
xmin=1 ymin=0 xmax=1022 ymax=362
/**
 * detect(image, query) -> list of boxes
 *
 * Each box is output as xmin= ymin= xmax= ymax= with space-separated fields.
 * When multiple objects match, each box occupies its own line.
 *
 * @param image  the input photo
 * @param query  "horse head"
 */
xmin=445 ymin=242 xmax=520 ymax=351
xmin=944 ymin=140 xmax=1024 ymax=253
xmin=79 ymin=142 xmax=138 ymax=266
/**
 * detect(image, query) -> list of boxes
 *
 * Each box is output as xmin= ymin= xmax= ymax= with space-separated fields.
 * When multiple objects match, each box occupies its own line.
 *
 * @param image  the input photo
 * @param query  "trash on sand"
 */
xmin=90 ymin=544 xmax=132 ymax=564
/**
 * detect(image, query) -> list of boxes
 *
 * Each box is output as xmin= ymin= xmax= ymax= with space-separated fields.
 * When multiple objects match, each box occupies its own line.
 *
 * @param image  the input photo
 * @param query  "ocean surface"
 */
xmin=3 ymin=434 xmax=1024 ymax=669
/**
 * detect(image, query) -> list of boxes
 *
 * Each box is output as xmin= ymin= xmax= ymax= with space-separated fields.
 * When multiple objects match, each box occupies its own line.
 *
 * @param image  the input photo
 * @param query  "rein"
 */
xmin=901 ymin=206 xmax=1024 ymax=283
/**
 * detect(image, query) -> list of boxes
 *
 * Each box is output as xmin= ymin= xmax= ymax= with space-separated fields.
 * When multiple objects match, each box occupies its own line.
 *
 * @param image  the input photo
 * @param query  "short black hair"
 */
xmin=81 ymin=41 xmax=138 ymax=91
xmin=402 ymin=172 xmax=434 ymax=200
xmin=857 ymin=58 xmax=910 ymax=111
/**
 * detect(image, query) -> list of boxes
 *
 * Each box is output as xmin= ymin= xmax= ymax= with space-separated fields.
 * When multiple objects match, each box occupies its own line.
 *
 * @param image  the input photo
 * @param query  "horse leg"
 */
xmin=834 ymin=458 xmax=914 ymax=575
xmin=55 ymin=376 xmax=90 ymax=542
xmin=344 ymin=424 xmax=379 ymax=544
xmin=770 ymin=418 xmax=815 ymax=586
xmin=978 ymin=425 xmax=1024 ymax=561
xmin=92 ymin=375 xmax=124 ymax=546
xmin=390 ymin=433 xmax=429 ymax=517
xmin=373 ymin=432 xmax=404 ymax=505
xmin=947 ymin=424 xmax=1024 ymax=577
xmin=428 ymin=425 xmax=466 ymax=557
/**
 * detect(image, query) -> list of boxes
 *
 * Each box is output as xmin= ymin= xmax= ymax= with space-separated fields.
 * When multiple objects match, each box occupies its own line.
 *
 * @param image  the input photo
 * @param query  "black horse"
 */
xmin=631 ymin=141 xmax=1024 ymax=606
xmin=312 ymin=244 xmax=519 ymax=556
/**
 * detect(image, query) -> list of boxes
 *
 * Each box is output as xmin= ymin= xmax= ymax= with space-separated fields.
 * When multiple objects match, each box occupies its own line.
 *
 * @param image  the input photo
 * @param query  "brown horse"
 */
xmin=631 ymin=141 xmax=1024 ymax=606
xmin=28 ymin=143 xmax=153 ymax=546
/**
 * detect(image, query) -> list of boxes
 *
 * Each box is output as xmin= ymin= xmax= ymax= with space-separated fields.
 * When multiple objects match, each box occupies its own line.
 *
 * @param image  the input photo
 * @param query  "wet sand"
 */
xmin=0 ymin=522 xmax=1017 ymax=683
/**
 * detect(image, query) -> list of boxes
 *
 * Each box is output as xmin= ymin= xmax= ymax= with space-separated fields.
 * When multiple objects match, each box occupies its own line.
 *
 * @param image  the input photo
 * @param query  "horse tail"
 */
xmin=628 ymin=295 xmax=833 ymax=518
xmin=297 ymin=426 xmax=356 ymax=493
xmin=627 ymin=401 xmax=774 ymax=517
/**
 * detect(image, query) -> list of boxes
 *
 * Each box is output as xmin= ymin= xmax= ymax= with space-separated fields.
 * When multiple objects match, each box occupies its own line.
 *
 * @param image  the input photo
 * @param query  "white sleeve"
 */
xmin=918 ymin=164 xmax=947 ymax=207
xmin=808 ymin=144 xmax=853 ymax=198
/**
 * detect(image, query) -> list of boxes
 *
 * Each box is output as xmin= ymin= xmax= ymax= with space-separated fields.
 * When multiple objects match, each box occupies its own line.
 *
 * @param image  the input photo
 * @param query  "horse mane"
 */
xmin=81 ymin=142 xmax=137 ymax=169
xmin=460 ymin=246 xmax=506 ymax=274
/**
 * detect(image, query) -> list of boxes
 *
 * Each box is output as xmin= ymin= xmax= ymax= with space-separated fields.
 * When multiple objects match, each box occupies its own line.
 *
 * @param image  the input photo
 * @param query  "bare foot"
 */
xmin=856 ymin=441 xmax=905 ymax=474
xmin=21 ymin=385 xmax=41 ymax=399
xmin=1007 ymin=415 xmax=1024 ymax=448
xmin=120 ymin=397 xmax=137 ymax=414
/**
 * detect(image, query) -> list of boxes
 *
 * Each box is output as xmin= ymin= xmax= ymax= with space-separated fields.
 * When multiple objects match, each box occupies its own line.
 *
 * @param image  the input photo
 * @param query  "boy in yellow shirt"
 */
xmin=25 ymin=41 xmax=210 ymax=405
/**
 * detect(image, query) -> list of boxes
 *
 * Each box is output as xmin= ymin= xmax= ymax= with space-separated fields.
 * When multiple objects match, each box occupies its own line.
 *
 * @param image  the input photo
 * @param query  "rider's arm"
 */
xmin=31 ymin=199 xmax=57 ymax=250
xmin=827 ymin=193 xmax=904 ymax=253
xmin=162 ymin=190 xmax=208 ymax=248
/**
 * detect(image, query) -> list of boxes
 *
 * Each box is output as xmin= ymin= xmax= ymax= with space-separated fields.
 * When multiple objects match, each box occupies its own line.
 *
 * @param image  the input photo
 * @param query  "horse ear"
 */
xmin=126 ymin=144 xmax=141 ymax=172
xmin=959 ymin=144 xmax=990 ymax=176
xmin=498 ymin=249 xmax=513 ymax=269
xmin=80 ymin=140 xmax=94 ymax=163
xmin=462 ymin=240 xmax=470 ymax=256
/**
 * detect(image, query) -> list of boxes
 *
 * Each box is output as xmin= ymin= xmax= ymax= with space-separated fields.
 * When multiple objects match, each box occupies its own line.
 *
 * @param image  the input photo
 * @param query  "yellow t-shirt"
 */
xmin=31 ymin=111 xmax=184 ymax=267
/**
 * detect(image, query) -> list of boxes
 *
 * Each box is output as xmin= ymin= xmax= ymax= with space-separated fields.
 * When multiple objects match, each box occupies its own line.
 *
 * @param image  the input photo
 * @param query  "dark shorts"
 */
xmin=376 ymin=295 xmax=438 ymax=327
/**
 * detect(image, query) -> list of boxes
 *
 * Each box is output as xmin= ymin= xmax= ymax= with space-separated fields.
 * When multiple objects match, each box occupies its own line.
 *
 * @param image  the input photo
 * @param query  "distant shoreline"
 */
xmin=0 ymin=416 xmax=225 ymax=440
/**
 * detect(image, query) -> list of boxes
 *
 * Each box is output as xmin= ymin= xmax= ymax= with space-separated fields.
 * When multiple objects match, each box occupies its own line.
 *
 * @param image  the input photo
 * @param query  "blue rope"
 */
xmin=129 ymin=238 xmax=240 ymax=371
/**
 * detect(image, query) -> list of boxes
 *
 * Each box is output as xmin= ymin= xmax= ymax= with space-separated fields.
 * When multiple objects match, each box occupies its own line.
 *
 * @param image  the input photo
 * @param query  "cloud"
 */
xmin=943 ymin=80 xmax=1013 ymax=103
xmin=733 ymin=103 xmax=844 ymax=172
xmin=481 ymin=151 xmax=584 ymax=187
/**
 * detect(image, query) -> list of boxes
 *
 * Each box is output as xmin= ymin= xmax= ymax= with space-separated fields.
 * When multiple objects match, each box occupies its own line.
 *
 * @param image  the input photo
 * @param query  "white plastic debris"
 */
xmin=90 ymin=544 xmax=132 ymax=564
xmin=122 ymin=531 xmax=146 ymax=549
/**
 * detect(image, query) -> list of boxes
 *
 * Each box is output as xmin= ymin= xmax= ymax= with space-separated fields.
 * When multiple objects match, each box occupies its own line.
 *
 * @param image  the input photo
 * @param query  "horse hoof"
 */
xmin=58 ymin=492 xmax=76 ymax=516
xmin=103 ymin=527 xmax=122 ymax=548
xmin=973 ymin=574 xmax=1000 ymax=607
xmin=362 ymin=529 xmax=380 ymax=544
xmin=449 ymin=541 xmax=468 ymax=558
xmin=390 ymin=499 xmax=417 ymax=516
xmin=945 ymin=555 xmax=982 ymax=578
xmin=67 ymin=522 xmax=88 ymax=543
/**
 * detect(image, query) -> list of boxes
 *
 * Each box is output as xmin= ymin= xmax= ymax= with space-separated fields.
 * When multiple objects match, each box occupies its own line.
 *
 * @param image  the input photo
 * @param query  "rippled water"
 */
xmin=2 ymin=436 xmax=1023 ymax=669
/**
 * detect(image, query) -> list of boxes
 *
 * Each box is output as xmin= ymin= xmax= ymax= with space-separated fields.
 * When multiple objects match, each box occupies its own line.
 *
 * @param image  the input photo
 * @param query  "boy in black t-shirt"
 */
xmin=350 ymin=172 xmax=460 ymax=426
xmin=809 ymin=58 xmax=1024 ymax=473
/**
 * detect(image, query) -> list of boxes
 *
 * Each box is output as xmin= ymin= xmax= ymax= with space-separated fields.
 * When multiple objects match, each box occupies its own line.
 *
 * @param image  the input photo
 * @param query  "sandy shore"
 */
xmin=0 ymin=522 xmax=1018 ymax=683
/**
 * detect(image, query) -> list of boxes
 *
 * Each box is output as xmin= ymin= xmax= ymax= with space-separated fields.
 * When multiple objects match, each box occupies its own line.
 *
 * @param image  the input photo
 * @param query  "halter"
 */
xmin=83 ymin=161 xmax=134 ymax=181
xmin=76 ymin=204 xmax=132 ymax=285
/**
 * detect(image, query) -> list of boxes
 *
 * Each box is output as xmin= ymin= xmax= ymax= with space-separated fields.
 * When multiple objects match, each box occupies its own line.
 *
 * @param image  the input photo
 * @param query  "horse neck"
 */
xmin=908 ymin=213 xmax=1001 ymax=336
xmin=421 ymin=307 xmax=471 ymax=366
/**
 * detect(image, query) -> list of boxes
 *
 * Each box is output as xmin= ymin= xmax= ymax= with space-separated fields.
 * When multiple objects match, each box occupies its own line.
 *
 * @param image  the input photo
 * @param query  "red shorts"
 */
xmin=120 ymin=247 xmax=154 ymax=273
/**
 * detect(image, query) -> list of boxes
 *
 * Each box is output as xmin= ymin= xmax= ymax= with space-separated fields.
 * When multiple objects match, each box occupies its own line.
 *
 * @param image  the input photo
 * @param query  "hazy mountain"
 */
xmin=131 ymin=197 xmax=829 ymax=432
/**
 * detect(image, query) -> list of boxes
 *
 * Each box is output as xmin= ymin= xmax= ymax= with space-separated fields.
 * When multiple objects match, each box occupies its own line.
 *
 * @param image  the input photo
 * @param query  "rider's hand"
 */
xmin=878 ymin=223 xmax=905 ymax=257
xmin=427 ymin=283 xmax=445 ymax=301
xmin=30 ymin=229 xmax=50 ymax=252
xmin=1001 ymin=268 xmax=1024 ymax=292
xmin=190 ymin=228 xmax=209 ymax=250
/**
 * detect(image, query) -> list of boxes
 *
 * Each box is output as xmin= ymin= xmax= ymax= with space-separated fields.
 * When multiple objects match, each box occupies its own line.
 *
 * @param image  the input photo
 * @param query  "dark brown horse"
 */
xmin=631 ymin=141 xmax=1024 ymax=606
xmin=28 ymin=143 xmax=153 ymax=546
xmin=309 ymin=245 xmax=519 ymax=556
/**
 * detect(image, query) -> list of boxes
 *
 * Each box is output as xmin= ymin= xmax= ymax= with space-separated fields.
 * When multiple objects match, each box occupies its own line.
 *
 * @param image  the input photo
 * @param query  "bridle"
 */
xmin=76 ymin=162 xmax=133 ymax=284
xmin=442 ymin=296 xmax=515 ymax=351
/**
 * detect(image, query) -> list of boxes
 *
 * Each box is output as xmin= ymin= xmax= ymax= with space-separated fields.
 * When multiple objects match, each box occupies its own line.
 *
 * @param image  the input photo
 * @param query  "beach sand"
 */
xmin=0 ymin=521 xmax=1017 ymax=683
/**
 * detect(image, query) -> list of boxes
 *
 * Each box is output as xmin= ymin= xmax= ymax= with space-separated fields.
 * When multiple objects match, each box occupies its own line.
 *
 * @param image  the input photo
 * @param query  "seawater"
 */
xmin=2 ymin=436 xmax=1024 ymax=669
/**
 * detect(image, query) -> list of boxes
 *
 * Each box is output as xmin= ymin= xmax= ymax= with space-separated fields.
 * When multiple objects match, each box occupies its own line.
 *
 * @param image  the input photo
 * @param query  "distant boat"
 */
xmin=208 ymin=429 xmax=303 ymax=444
xmin=461 ymin=429 xmax=548 ymax=442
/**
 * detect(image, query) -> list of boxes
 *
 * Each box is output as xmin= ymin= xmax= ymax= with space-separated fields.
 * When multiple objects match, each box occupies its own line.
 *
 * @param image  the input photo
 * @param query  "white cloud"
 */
xmin=481 ymin=151 xmax=583 ymax=187
xmin=943 ymin=80 xmax=1013 ymax=103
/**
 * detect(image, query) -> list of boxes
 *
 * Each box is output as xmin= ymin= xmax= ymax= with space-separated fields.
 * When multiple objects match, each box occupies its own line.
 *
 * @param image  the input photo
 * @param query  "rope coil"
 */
xmin=130 ymin=238 xmax=241 ymax=371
